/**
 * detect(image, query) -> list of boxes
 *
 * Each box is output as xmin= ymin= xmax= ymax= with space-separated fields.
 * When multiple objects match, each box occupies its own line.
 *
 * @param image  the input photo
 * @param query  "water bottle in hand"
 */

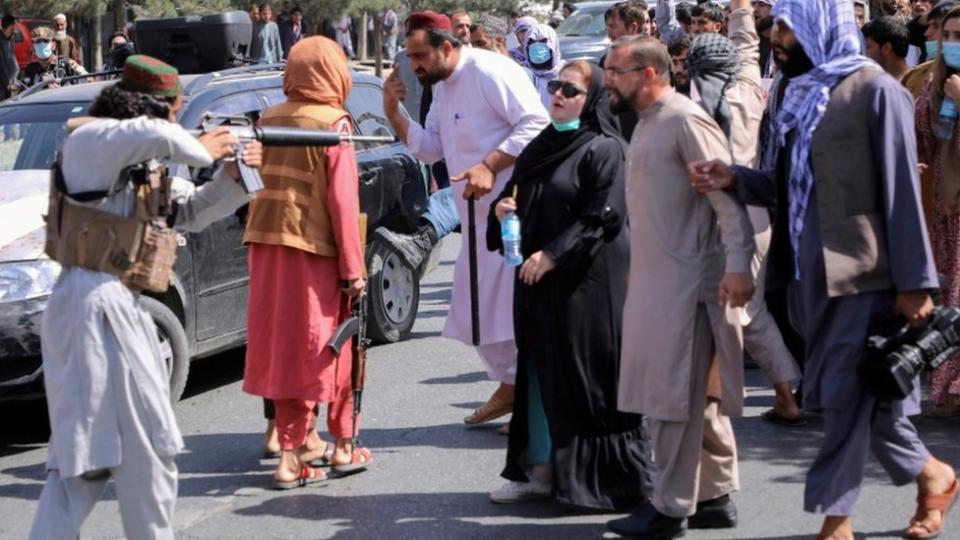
xmin=502 ymin=212 xmax=523 ymax=267
xmin=935 ymin=98 xmax=958 ymax=141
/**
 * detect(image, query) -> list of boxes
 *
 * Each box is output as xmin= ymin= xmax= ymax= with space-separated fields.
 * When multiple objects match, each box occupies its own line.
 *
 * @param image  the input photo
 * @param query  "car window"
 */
xmin=556 ymin=7 xmax=609 ymax=37
xmin=345 ymin=83 xmax=395 ymax=149
xmin=0 ymin=102 xmax=88 ymax=171
xmin=202 ymin=92 xmax=263 ymax=119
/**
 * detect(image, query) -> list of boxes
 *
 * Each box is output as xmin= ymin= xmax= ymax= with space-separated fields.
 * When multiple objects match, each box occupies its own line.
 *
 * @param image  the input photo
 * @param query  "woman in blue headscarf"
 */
xmin=524 ymin=24 xmax=564 ymax=109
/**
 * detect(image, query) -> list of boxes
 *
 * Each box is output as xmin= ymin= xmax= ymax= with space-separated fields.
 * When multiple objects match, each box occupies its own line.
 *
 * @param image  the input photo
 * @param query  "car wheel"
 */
xmin=142 ymin=296 xmax=190 ymax=403
xmin=366 ymin=239 xmax=420 ymax=343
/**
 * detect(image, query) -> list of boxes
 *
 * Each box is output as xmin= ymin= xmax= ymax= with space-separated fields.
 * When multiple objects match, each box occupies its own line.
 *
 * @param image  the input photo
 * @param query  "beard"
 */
xmin=775 ymin=41 xmax=815 ymax=78
xmin=607 ymin=86 xmax=635 ymax=114
xmin=415 ymin=65 xmax=447 ymax=86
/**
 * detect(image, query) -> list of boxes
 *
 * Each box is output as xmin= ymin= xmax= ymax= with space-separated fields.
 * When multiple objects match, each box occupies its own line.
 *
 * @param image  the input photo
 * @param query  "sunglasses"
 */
xmin=547 ymin=80 xmax=587 ymax=98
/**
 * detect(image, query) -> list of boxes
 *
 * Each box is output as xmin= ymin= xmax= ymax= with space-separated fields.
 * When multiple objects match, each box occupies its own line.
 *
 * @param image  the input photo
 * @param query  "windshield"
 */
xmin=556 ymin=6 xmax=609 ymax=37
xmin=0 ymin=102 xmax=89 ymax=172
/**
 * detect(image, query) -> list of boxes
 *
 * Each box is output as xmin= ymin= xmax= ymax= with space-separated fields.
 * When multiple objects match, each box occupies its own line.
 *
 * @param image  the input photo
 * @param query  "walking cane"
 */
xmin=467 ymin=197 xmax=481 ymax=346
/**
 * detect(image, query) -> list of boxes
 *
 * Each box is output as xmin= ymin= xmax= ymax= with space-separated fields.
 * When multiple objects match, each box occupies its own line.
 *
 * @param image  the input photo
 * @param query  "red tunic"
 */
xmin=242 ymin=141 xmax=363 ymax=402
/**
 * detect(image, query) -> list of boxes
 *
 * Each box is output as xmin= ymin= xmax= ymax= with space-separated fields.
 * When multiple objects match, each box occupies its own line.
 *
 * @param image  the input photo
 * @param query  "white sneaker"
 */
xmin=489 ymin=480 xmax=551 ymax=504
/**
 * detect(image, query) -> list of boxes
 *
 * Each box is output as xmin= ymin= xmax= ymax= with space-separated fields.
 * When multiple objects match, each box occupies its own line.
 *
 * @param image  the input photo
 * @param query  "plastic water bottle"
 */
xmin=935 ymin=98 xmax=958 ymax=140
xmin=502 ymin=212 xmax=523 ymax=267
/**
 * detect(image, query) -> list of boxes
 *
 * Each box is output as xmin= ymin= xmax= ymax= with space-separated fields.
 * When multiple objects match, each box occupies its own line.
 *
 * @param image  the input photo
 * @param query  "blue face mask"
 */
xmin=552 ymin=117 xmax=581 ymax=132
xmin=34 ymin=42 xmax=53 ymax=60
xmin=927 ymin=40 xmax=941 ymax=60
xmin=527 ymin=42 xmax=552 ymax=66
xmin=943 ymin=42 xmax=960 ymax=69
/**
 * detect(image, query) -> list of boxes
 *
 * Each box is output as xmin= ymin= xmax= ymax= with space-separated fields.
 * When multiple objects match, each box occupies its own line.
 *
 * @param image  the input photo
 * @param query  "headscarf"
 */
xmin=511 ymin=62 xmax=621 ymax=185
xmin=686 ymin=33 xmax=740 ymax=147
xmin=525 ymin=24 xmax=564 ymax=107
xmin=283 ymin=36 xmax=351 ymax=106
xmin=510 ymin=16 xmax=539 ymax=65
xmin=489 ymin=62 xmax=623 ymax=251
xmin=772 ymin=0 xmax=873 ymax=278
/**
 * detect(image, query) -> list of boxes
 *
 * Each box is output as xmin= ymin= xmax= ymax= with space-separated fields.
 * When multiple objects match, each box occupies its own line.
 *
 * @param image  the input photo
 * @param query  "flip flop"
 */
xmin=761 ymin=408 xmax=807 ymax=427
xmin=270 ymin=464 xmax=327 ymax=490
xmin=330 ymin=447 xmax=373 ymax=477
xmin=906 ymin=478 xmax=960 ymax=539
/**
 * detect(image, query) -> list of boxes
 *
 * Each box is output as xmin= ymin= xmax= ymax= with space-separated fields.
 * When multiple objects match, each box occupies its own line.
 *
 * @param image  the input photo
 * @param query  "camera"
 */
xmin=861 ymin=306 xmax=960 ymax=401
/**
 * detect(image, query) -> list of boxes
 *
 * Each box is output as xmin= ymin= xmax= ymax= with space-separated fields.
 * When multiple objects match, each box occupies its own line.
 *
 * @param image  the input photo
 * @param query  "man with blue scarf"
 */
xmin=689 ymin=1 xmax=959 ymax=538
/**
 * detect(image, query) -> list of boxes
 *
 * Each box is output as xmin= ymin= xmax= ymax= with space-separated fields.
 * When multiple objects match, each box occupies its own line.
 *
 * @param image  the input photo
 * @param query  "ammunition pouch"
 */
xmin=45 ymin=157 xmax=180 ymax=293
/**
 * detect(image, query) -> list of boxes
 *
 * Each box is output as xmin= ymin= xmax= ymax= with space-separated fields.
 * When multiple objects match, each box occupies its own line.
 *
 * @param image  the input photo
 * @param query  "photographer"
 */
xmin=689 ymin=1 xmax=957 ymax=538
xmin=30 ymin=55 xmax=261 ymax=539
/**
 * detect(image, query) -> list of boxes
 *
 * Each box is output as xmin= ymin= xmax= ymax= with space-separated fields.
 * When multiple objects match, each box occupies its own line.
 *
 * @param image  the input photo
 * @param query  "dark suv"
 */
xmin=0 ymin=65 xmax=433 ymax=402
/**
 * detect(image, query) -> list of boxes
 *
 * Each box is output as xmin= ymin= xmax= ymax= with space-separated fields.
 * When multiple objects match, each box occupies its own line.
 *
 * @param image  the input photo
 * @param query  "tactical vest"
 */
xmin=44 ymin=157 xmax=180 ymax=293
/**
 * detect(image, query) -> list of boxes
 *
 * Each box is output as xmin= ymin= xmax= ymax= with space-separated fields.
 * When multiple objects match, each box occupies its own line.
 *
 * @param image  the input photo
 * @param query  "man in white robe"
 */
xmin=383 ymin=12 xmax=548 ymax=425
xmin=31 ymin=57 xmax=258 ymax=540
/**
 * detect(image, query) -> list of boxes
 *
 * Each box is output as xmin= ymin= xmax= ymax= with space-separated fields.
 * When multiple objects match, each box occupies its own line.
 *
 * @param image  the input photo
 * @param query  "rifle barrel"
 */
xmin=189 ymin=126 xmax=395 ymax=147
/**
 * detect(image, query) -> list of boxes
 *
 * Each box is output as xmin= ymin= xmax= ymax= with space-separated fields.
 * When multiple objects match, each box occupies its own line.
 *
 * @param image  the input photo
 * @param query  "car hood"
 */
xmin=559 ymin=35 xmax=610 ymax=60
xmin=0 ymin=170 xmax=50 ymax=263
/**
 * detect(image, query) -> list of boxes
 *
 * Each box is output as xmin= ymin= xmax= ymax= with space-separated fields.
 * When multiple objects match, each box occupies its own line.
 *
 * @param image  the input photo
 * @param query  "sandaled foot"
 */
xmin=263 ymin=420 xmax=280 ymax=458
xmin=906 ymin=477 xmax=960 ymax=539
xmin=330 ymin=447 xmax=373 ymax=476
xmin=271 ymin=464 xmax=327 ymax=490
xmin=465 ymin=394 xmax=513 ymax=425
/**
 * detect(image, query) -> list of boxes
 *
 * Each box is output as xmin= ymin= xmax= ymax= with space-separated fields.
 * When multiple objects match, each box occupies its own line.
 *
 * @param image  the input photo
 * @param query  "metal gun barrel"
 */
xmin=189 ymin=126 xmax=395 ymax=146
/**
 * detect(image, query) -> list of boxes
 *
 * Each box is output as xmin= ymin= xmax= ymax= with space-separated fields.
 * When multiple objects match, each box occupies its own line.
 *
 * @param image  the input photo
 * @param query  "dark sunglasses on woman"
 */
xmin=547 ymin=80 xmax=587 ymax=98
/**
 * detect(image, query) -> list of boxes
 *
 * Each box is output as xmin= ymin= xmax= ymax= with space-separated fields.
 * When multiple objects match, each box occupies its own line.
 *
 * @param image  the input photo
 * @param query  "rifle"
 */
xmin=191 ymin=112 xmax=396 ymax=193
xmin=326 ymin=214 xmax=369 ymax=448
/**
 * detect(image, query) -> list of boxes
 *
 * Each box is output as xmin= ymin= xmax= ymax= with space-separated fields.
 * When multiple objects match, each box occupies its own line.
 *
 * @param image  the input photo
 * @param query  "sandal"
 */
xmin=905 ymin=478 xmax=960 ymax=539
xmin=330 ymin=447 xmax=373 ymax=477
xmin=464 ymin=394 xmax=513 ymax=425
xmin=270 ymin=463 xmax=327 ymax=490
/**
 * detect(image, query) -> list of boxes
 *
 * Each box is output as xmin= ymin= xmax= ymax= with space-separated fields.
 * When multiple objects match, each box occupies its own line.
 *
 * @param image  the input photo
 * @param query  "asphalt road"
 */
xmin=1 ymin=236 xmax=959 ymax=539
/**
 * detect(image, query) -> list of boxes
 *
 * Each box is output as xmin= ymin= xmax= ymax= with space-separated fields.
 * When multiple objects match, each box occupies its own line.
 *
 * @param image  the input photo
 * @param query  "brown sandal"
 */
xmin=464 ymin=394 xmax=513 ymax=425
xmin=906 ymin=478 xmax=960 ymax=539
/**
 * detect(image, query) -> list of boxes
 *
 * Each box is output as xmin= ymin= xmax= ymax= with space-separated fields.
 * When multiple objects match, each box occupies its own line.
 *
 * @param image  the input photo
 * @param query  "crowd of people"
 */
xmin=23 ymin=0 xmax=960 ymax=539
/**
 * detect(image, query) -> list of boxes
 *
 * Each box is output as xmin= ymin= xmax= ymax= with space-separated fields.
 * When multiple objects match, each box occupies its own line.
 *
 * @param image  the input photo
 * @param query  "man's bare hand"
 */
xmin=688 ymin=159 xmax=736 ymax=194
xmin=342 ymin=278 xmax=366 ymax=298
xmin=383 ymin=70 xmax=406 ymax=115
xmin=895 ymin=290 xmax=935 ymax=327
xmin=224 ymin=140 xmax=264 ymax=180
xmin=718 ymin=272 xmax=754 ymax=308
xmin=452 ymin=161 xmax=496 ymax=200
xmin=198 ymin=127 xmax=239 ymax=161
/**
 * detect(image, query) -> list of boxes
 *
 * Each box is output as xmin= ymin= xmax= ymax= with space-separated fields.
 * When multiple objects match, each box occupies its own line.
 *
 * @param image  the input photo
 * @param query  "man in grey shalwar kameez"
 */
xmin=31 ymin=56 xmax=259 ymax=540
xmin=689 ymin=1 xmax=959 ymax=538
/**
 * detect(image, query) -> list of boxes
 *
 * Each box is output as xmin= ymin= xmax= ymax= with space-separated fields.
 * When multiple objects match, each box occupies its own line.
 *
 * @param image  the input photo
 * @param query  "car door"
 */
xmin=183 ymin=91 xmax=263 ymax=345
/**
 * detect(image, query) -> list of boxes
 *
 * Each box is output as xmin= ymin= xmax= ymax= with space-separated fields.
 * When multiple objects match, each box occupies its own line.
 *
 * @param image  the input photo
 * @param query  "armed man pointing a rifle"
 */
xmin=242 ymin=36 xmax=373 ymax=490
xmin=383 ymin=11 xmax=548 ymax=429
xmin=32 ymin=55 xmax=262 ymax=539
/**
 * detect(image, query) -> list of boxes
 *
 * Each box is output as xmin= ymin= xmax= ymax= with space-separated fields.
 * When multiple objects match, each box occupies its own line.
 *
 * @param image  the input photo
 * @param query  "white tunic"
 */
xmin=406 ymin=47 xmax=549 ymax=345
xmin=42 ymin=117 xmax=250 ymax=477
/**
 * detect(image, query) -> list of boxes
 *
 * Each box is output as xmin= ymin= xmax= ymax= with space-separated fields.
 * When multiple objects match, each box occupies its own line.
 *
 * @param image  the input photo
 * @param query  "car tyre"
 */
xmin=142 ymin=296 xmax=190 ymax=403
xmin=366 ymin=239 xmax=420 ymax=343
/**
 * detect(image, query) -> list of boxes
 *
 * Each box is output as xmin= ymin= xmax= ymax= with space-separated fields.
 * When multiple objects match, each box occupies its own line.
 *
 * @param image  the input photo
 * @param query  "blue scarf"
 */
xmin=773 ymin=0 xmax=874 ymax=278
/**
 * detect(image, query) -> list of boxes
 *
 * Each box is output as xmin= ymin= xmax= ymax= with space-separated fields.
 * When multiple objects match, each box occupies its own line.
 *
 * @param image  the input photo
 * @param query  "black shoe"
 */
xmin=373 ymin=223 xmax=438 ymax=268
xmin=688 ymin=494 xmax=737 ymax=529
xmin=607 ymin=502 xmax=687 ymax=538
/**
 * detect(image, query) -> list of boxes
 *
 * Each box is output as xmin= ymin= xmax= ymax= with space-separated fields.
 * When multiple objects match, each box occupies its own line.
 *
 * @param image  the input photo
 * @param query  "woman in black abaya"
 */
xmin=486 ymin=60 xmax=653 ymax=510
